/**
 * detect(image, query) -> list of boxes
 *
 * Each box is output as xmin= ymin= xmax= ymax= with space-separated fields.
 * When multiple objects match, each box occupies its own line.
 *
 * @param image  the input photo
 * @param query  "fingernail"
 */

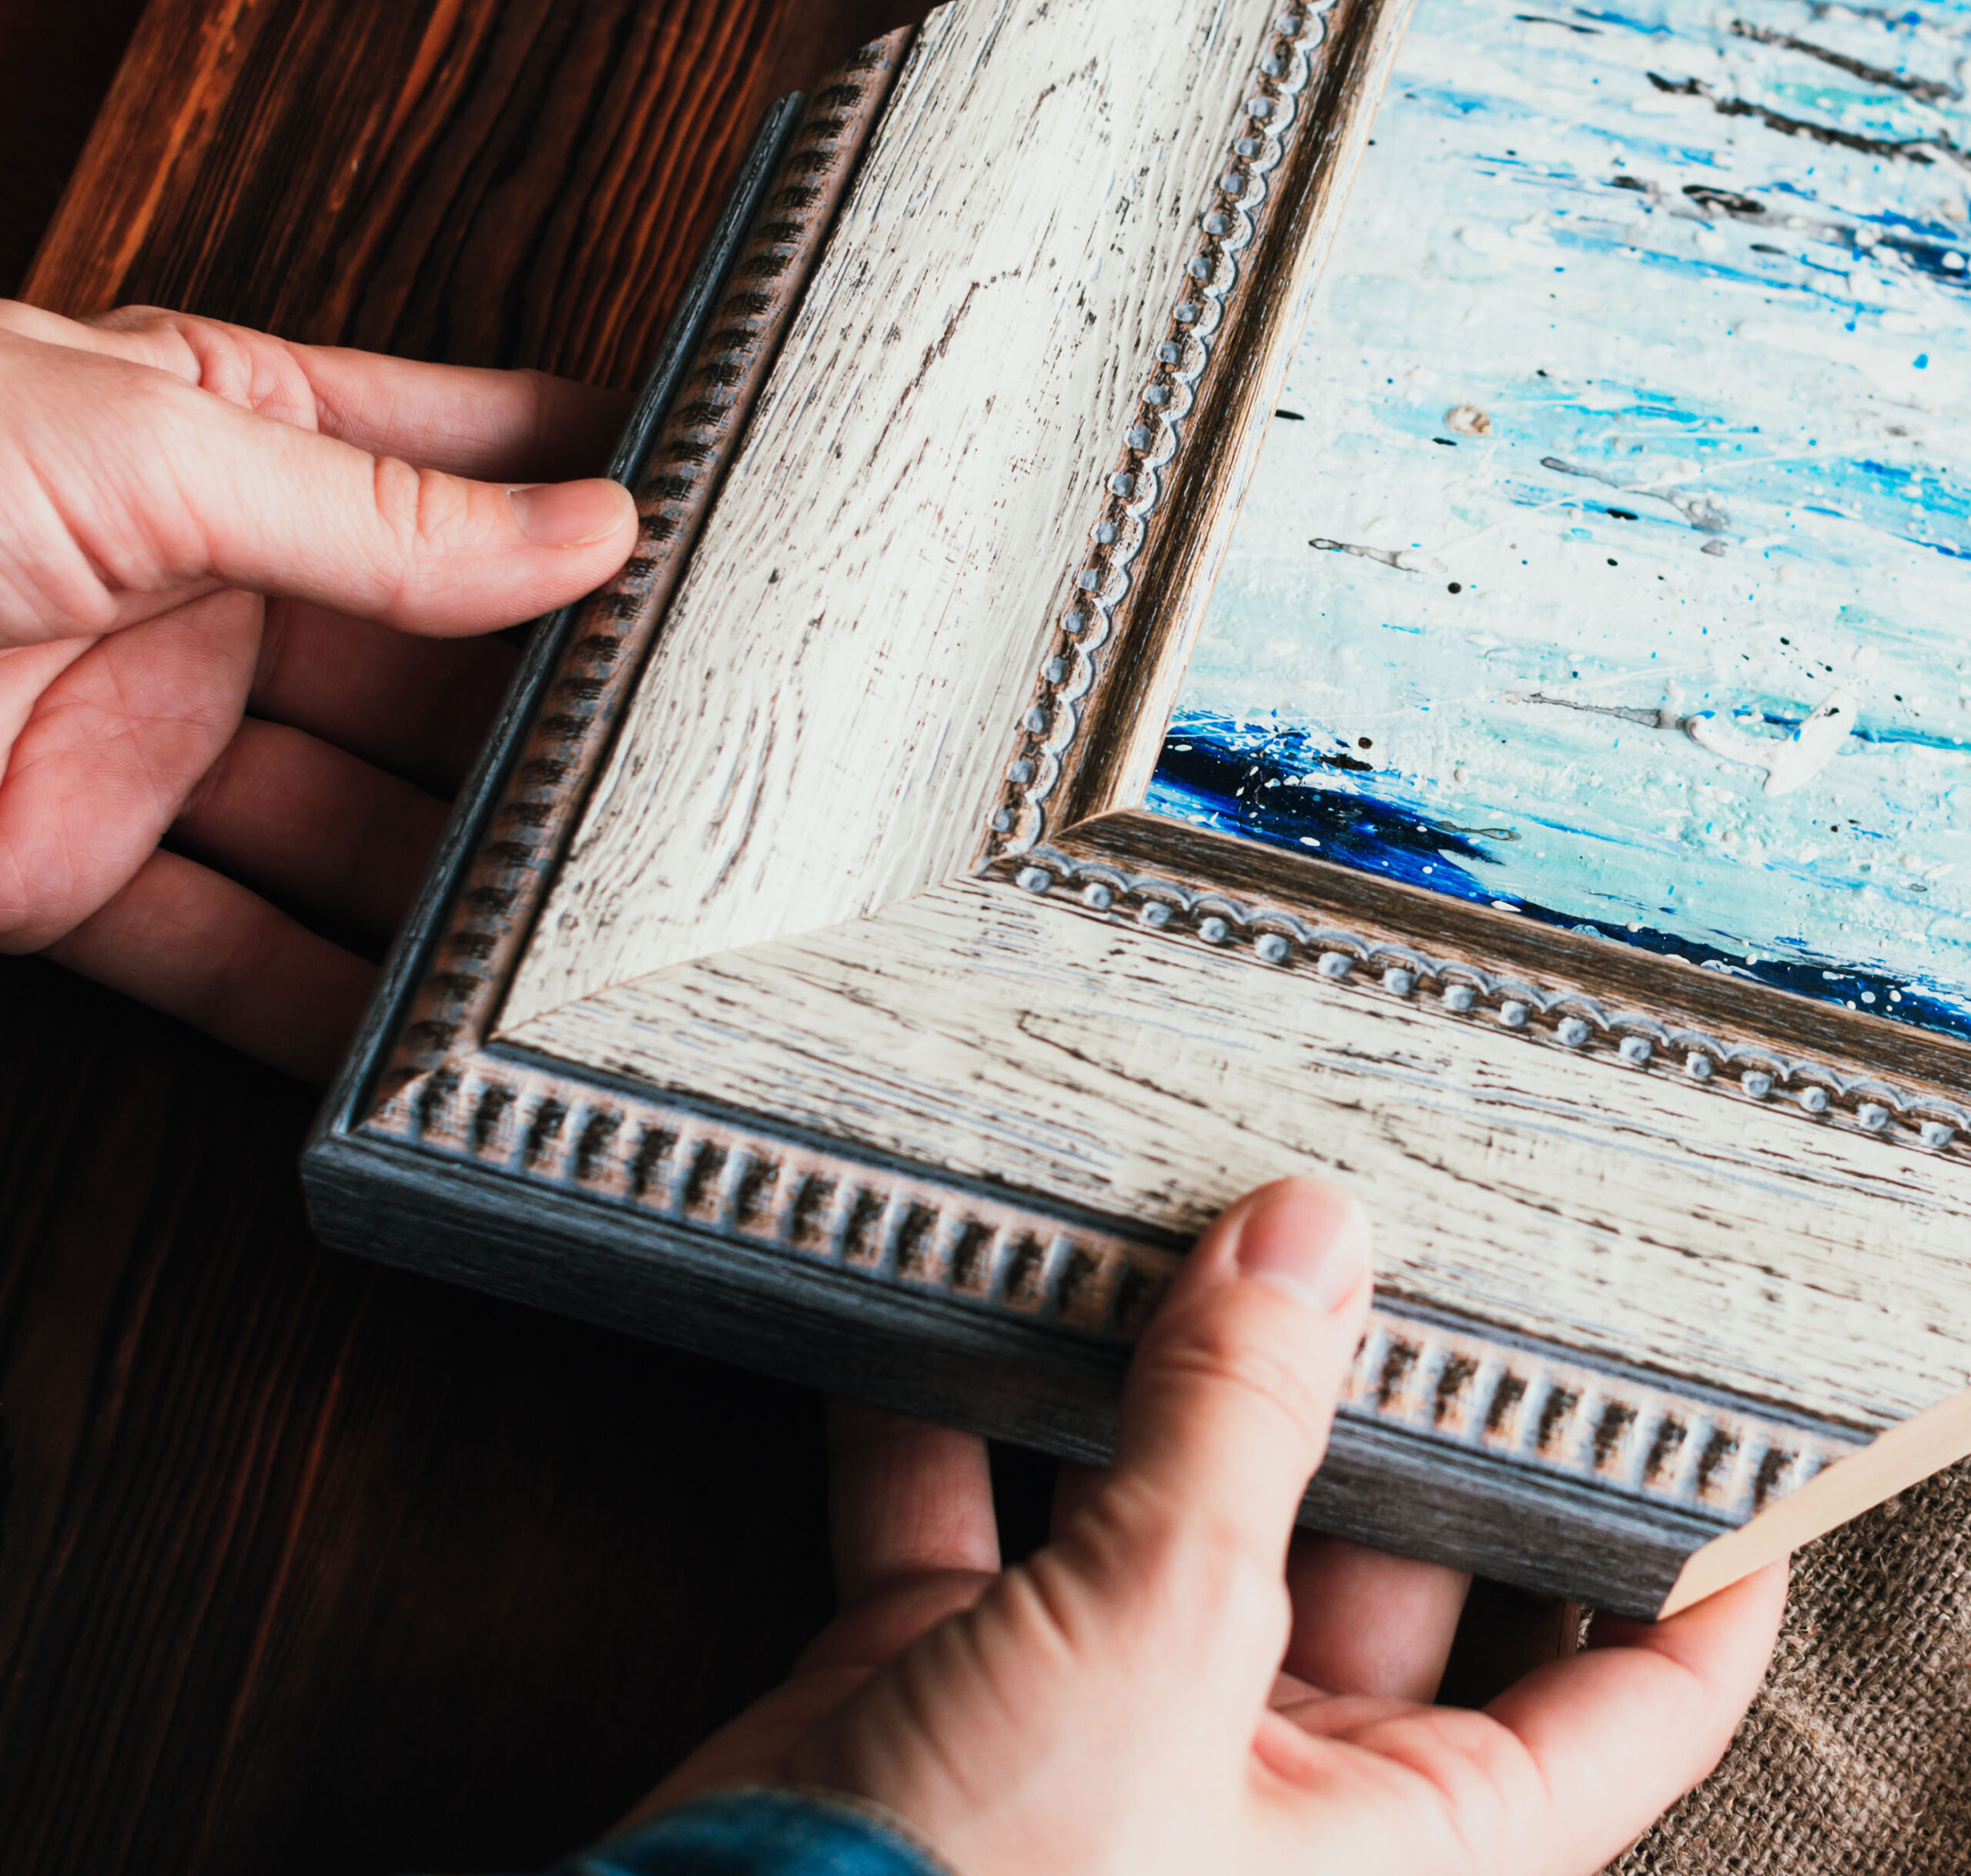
xmin=1233 ymin=1182 xmax=1370 ymax=1313
xmin=508 ymin=478 xmax=634 ymax=546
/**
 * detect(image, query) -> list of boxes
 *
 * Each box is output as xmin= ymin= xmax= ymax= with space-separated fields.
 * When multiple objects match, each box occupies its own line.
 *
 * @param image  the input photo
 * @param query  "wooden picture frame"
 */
xmin=305 ymin=0 xmax=1971 ymax=1619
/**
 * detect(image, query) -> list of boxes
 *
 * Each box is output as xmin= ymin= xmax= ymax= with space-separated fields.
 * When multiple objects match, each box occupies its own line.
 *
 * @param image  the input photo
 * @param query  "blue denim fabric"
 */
xmin=548 ymin=1789 xmax=949 ymax=1876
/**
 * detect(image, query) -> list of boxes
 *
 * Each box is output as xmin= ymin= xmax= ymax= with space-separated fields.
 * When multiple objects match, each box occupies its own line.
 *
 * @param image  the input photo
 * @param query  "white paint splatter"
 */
xmin=1685 ymin=688 xmax=1859 ymax=797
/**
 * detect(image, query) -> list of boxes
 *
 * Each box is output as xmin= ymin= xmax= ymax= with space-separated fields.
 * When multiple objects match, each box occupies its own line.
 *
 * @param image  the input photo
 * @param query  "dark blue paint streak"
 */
xmin=1153 ymin=716 xmax=1971 ymax=1043
xmin=1571 ymin=5 xmax=1678 ymax=33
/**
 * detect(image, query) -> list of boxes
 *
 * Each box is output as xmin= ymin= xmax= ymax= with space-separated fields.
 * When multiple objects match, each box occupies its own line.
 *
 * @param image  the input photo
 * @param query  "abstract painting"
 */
xmin=1153 ymin=0 xmax=1971 ymax=1038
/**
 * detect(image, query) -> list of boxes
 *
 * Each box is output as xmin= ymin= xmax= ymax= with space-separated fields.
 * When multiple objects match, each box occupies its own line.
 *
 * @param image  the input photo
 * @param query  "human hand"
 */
xmin=636 ymin=1178 xmax=1786 ymax=1876
xmin=0 ymin=300 xmax=639 ymax=1079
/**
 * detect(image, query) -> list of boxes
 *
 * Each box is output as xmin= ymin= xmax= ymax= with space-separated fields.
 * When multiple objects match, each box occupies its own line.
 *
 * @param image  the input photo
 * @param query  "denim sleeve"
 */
xmin=544 ymin=1788 xmax=954 ymax=1876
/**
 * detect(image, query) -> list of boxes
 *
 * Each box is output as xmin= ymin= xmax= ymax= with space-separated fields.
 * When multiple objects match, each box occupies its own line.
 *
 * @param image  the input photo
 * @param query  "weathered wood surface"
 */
xmin=24 ymin=0 xmax=919 ymax=373
xmin=3 ymin=2 xmax=923 ymax=1871
xmin=1 ymin=965 xmax=835 ymax=1876
xmin=504 ymin=0 xmax=1336 ymax=1018
xmin=512 ymin=874 xmax=1971 ymax=1431
xmin=0 ymin=0 xmax=148 ymax=297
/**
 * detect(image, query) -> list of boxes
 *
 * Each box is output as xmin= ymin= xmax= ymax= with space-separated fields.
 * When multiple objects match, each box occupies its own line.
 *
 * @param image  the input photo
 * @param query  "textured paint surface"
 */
xmin=1155 ymin=0 xmax=1971 ymax=1039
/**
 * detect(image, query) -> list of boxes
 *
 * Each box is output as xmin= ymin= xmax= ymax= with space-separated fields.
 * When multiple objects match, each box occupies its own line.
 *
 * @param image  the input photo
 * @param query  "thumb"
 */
xmin=37 ymin=356 xmax=639 ymax=639
xmin=1103 ymin=1179 xmax=1372 ymax=1600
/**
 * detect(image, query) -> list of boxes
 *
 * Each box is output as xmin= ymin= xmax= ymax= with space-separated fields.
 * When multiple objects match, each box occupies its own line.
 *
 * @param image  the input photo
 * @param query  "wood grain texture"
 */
xmin=1019 ymin=0 xmax=1417 ymax=838
xmin=1060 ymin=807 xmax=1971 ymax=1108
xmin=511 ymin=874 xmax=1971 ymax=1431
xmin=4 ymin=2 xmax=932 ymax=1872
xmin=504 ymin=0 xmax=1303 ymax=1019
xmin=24 ymin=0 xmax=924 ymax=380
xmin=382 ymin=67 xmax=900 ymax=1112
xmin=0 ymin=959 xmax=835 ymax=1876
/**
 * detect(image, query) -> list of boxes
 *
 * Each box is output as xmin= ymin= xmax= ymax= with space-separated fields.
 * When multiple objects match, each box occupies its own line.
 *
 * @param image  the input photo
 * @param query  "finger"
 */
xmin=1477 ymin=1560 xmax=1789 ymax=1871
xmin=299 ymin=344 xmax=631 ymax=481
xmin=1099 ymin=1179 xmax=1372 ymax=1599
xmin=0 ymin=637 xmax=90 ymax=752
xmin=8 ymin=343 xmax=636 ymax=644
xmin=1048 ymin=1456 xmax=1106 ymax=1542
xmin=1283 ymin=1533 xmax=1471 ymax=1702
xmin=828 ymin=1401 xmax=1000 ymax=1605
xmin=172 ymin=717 xmax=450 ymax=939
xmin=249 ymin=602 xmax=519 ymax=796
xmin=58 ymin=305 xmax=629 ymax=480
xmin=0 ymin=590 xmax=262 ymax=951
xmin=45 ymin=848 xmax=374 ymax=1083
xmin=797 ymin=1403 xmax=1001 ymax=1677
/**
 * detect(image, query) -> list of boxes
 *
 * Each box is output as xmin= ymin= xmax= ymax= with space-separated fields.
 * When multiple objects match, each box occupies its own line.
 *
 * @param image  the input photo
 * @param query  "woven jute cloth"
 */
xmin=1612 ymin=1456 xmax=1971 ymax=1874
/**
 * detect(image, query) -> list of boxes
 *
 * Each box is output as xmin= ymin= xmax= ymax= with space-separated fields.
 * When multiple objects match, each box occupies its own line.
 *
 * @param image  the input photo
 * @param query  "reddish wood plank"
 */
xmin=0 ymin=964 xmax=837 ymax=1876
xmin=23 ymin=0 xmax=922 ymax=380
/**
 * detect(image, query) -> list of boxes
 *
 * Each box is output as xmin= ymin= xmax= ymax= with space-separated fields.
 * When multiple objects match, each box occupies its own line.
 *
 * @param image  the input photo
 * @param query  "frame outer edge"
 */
xmin=308 ymin=1128 xmax=1731 ymax=1619
xmin=306 ymin=91 xmax=809 ymax=1161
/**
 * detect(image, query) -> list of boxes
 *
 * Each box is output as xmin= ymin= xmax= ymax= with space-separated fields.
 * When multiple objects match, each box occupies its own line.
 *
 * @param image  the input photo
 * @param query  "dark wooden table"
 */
xmin=0 ymin=8 xmax=1558 ymax=1871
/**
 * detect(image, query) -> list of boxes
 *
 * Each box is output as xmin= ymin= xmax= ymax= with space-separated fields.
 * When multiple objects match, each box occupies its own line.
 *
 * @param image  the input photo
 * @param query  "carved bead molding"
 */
xmin=367 ymin=1049 xmax=1864 ymax=1528
xmin=973 ymin=0 xmax=1965 ymax=1161
xmin=368 ymin=1057 xmax=1175 ymax=1339
xmin=1001 ymin=844 xmax=1971 ymax=1155
xmin=366 ymin=36 xmax=912 ymax=1118
xmin=987 ymin=0 xmax=1338 ymax=861
xmin=1345 ymin=1314 xmax=1862 ymax=1526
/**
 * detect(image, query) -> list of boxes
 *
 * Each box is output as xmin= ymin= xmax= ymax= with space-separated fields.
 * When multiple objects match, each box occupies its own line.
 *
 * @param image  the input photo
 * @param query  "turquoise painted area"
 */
xmin=1156 ymin=0 xmax=1971 ymax=1035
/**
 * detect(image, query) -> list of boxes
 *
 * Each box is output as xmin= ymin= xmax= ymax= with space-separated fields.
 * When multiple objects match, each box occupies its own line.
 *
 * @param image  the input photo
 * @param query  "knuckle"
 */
xmin=190 ymin=323 xmax=263 ymax=408
xmin=1089 ymin=1471 xmax=1293 ymax=1646
xmin=1151 ymin=1309 xmax=1333 ymax=1446
xmin=1402 ymin=1710 xmax=1540 ymax=1865
xmin=0 ymin=438 xmax=127 ymax=637
xmin=101 ymin=310 xmax=306 ymax=416
xmin=370 ymin=456 xmax=474 ymax=587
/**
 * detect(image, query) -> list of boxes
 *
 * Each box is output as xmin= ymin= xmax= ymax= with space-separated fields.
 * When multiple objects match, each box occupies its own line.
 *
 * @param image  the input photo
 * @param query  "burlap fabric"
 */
xmin=1611 ymin=1457 xmax=1971 ymax=1874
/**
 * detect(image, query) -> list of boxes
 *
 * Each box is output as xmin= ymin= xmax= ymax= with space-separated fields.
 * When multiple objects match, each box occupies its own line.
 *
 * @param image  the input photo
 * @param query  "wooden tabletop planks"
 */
xmin=25 ymin=0 xmax=917 ymax=379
